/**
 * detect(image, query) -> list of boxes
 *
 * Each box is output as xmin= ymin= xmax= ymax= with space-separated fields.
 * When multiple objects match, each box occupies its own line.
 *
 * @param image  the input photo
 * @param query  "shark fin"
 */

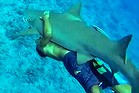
xmin=68 ymin=2 xmax=82 ymax=19
xmin=118 ymin=34 xmax=132 ymax=64
xmin=17 ymin=28 xmax=39 ymax=36
xmin=11 ymin=28 xmax=39 ymax=39
xmin=77 ymin=53 xmax=95 ymax=65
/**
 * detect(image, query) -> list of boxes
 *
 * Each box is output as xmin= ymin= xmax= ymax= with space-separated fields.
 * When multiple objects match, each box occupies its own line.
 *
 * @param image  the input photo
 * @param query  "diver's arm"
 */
xmin=39 ymin=11 xmax=52 ymax=47
xmin=42 ymin=11 xmax=52 ymax=39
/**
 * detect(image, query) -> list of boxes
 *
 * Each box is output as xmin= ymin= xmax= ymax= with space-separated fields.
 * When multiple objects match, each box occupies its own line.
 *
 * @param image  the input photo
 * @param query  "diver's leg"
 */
xmin=63 ymin=52 xmax=102 ymax=93
xmin=112 ymin=84 xmax=131 ymax=93
xmin=90 ymin=85 xmax=103 ymax=93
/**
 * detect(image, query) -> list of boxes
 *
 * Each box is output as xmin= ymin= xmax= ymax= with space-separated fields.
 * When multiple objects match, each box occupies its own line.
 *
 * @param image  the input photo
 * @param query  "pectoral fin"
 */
xmin=77 ymin=53 xmax=95 ymax=65
xmin=11 ymin=28 xmax=39 ymax=39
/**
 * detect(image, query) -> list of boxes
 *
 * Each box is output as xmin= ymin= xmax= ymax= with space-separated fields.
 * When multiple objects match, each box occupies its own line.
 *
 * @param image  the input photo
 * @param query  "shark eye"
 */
xmin=23 ymin=16 xmax=34 ymax=23
xmin=23 ymin=17 xmax=28 ymax=23
xmin=28 ymin=25 xmax=32 ymax=29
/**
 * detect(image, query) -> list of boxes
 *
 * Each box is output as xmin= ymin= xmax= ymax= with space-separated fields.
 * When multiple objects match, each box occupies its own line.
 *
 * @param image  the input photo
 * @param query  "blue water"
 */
xmin=0 ymin=0 xmax=139 ymax=93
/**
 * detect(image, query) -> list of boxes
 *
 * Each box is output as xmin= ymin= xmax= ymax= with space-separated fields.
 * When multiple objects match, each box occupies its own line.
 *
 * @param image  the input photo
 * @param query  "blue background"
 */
xmin=0 ymin=0 xmax=139 ymax=93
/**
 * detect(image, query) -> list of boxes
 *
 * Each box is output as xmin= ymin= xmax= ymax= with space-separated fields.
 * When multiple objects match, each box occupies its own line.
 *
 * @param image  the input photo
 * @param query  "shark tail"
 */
xmin=117 ymin=34 xmax=132 ymax=63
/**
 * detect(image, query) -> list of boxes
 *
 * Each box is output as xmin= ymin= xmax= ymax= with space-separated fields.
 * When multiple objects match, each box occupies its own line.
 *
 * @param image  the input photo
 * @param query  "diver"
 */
xmin=35 ymin=11 xmax=131 ymax=93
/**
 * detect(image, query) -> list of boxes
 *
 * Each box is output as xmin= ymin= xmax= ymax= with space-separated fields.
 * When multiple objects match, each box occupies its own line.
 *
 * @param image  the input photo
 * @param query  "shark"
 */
xmin=13 ymin=3 xmax=139 ymax=92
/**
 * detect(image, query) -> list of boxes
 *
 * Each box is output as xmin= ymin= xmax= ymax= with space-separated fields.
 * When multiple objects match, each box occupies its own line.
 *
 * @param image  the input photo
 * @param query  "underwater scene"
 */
xmin=0 ymin=0 xmax=139 ymax=93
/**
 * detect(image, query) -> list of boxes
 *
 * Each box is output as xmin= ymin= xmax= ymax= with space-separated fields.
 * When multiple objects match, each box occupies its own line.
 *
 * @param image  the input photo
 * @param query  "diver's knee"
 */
xmin=90 ymin=85 xmax=102 ymax=93
xmin=112 ymin=84 xmax=131 ymax=93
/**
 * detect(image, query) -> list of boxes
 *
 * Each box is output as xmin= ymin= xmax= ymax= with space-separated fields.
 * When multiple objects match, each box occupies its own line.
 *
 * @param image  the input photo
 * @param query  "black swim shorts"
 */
xmin=90 ymin=60 xmax=119 ymax=89
xmin=62 ymin=52 xmax=100 ymax=93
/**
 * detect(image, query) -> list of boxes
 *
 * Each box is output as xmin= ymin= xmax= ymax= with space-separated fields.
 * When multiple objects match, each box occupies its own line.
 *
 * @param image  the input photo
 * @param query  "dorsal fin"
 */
xmin=68 ymin=2 xmax=82 ymax=18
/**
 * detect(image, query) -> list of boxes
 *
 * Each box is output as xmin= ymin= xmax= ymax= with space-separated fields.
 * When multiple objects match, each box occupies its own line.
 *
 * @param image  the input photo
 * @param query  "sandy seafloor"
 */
xmin=0 ymin=0 xmax=139 ymax=93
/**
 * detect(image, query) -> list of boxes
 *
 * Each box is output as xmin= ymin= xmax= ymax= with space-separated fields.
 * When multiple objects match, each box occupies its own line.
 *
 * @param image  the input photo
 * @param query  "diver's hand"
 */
xmin=39 ymin=11 xmax=50 ymax=21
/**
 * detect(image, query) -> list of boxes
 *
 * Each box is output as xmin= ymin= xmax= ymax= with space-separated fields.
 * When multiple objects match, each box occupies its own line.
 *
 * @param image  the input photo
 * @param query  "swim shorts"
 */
xmin=62 ymin=52 xmax=100 ymax=93
xmin=89 ymin=59 xmax=119 ymax=89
